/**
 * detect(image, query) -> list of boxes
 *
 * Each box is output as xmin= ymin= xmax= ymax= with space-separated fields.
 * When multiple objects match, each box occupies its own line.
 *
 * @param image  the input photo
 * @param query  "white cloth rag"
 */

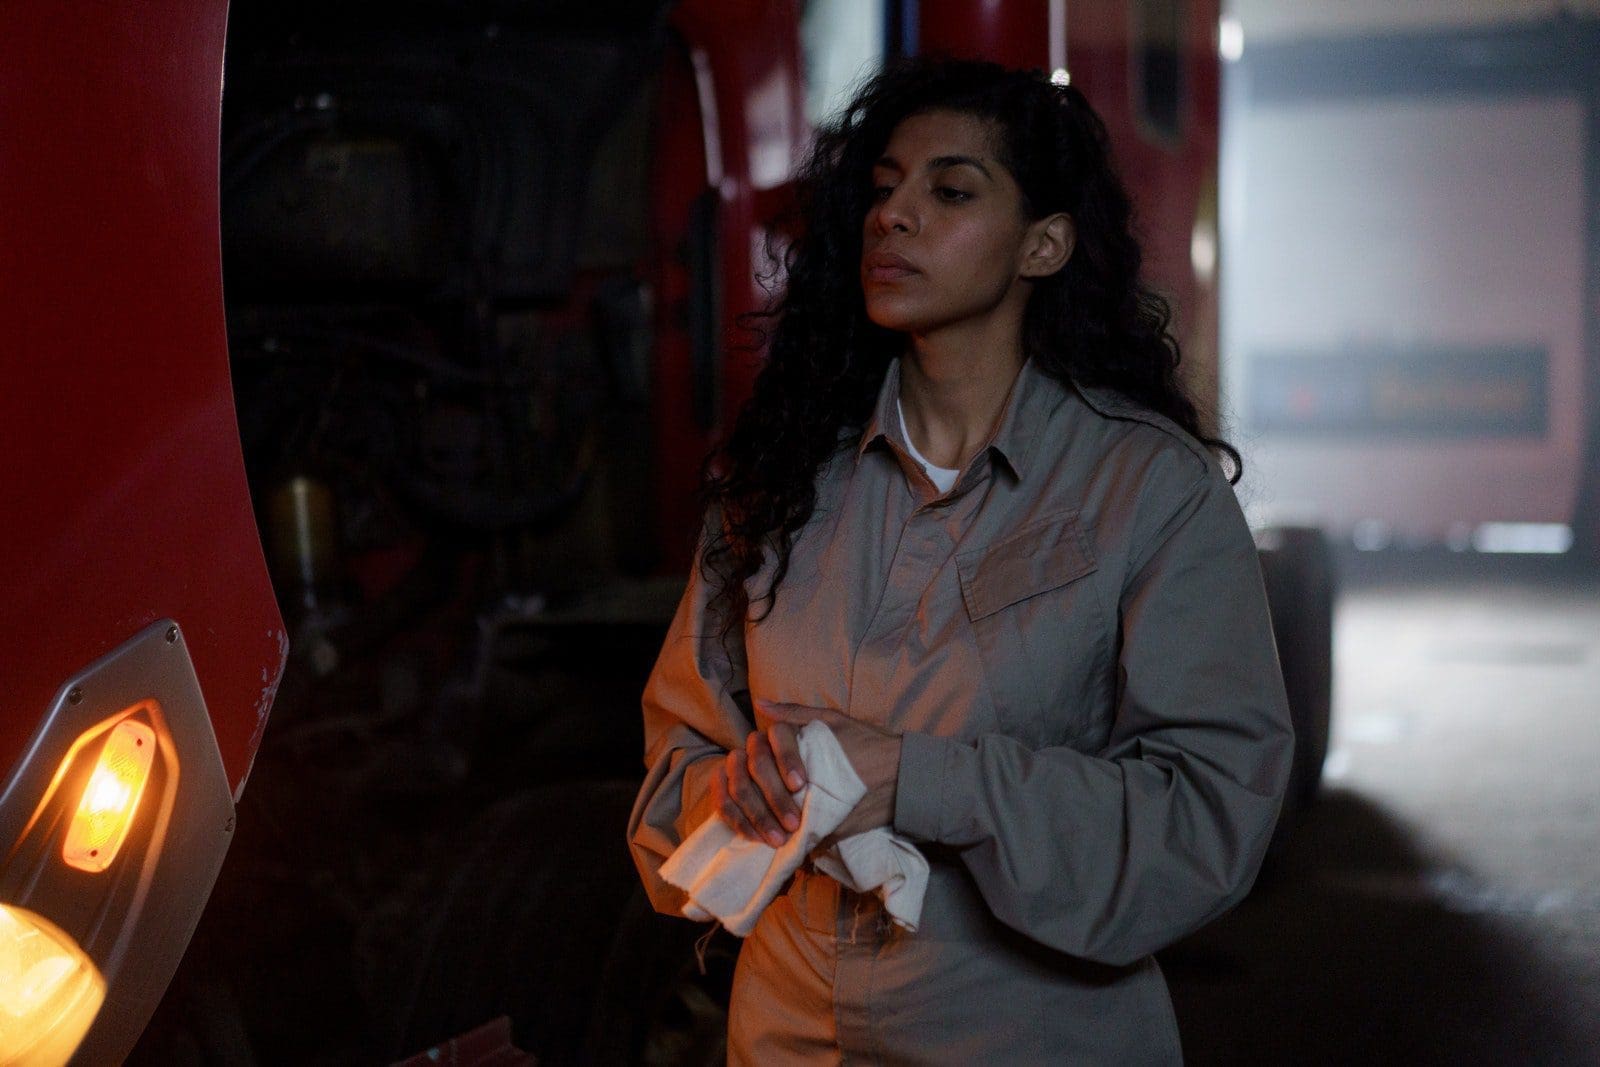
xmin=658 ymin=720 xmax=929 ymax=937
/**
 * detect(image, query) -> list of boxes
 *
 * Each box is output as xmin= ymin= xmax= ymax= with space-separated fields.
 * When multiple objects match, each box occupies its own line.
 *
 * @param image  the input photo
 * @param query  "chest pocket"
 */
xmin=955 ymin=512 xmax=1109 ymax=749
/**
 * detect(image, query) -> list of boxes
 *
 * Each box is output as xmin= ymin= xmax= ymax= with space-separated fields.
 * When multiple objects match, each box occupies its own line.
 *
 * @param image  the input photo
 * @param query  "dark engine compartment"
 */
xmin=130 ymin=3 xmax=736 ymax=1063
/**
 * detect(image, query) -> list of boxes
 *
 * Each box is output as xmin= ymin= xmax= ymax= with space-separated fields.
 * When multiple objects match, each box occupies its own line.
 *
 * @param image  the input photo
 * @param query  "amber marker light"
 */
xmin=0 ymin=903 xmax=106 ymax=1066
xmin=62 ymin=719 xmax=156 ymax=874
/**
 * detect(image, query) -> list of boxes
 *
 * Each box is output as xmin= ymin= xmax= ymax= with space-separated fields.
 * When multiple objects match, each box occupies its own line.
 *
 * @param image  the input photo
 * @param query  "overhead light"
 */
xmin=1472 ymin=523 xmax=1572 ymax=554
xmin=1219 ymin=16 xmax=1244 ymax=63
xmin=1191 ymin=218 xmax=1218 ymax=280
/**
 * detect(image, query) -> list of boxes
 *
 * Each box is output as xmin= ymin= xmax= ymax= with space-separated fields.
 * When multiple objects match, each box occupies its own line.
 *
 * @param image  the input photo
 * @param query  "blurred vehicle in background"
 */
xmin=1222 ymin=1 xmax=1600 ymax=560
xmin=1 ymin=1 xmax=1338 ymax=1062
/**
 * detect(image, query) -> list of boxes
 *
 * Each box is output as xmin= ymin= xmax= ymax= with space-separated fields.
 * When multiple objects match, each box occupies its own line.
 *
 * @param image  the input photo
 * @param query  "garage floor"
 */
xmin=1162 ymin=553 xmax=1600 ymax=1065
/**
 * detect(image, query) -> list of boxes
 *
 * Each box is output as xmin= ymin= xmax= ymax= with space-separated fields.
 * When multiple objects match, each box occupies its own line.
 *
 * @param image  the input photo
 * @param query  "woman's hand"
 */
xmin=758 ymin=701 xmax=902 ymax=840
xmin=711 ymin=721 xmax=807 ymax=847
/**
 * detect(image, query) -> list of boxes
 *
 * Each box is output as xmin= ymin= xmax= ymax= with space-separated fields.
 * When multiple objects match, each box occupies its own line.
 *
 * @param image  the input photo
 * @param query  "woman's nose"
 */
xmin=874 ymin=189 xmax=916 ymax=235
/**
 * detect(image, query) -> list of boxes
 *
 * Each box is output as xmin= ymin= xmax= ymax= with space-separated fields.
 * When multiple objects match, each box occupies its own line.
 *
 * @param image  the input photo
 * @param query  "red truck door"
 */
xmin=0 ymin=2 xmax=287 ymax=1062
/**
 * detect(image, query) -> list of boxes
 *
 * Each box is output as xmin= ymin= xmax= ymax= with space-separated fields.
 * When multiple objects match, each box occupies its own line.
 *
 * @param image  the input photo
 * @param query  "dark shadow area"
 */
xmin=1161 ymin=789 xmax=1600 ymax=1066
xmin=124 ymin=614 xmax=714 ymax=1065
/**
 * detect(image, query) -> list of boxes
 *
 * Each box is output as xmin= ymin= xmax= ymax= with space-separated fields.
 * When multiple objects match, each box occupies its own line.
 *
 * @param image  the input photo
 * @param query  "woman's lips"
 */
xmin=863 ymin=251 xmax=918 ymax=282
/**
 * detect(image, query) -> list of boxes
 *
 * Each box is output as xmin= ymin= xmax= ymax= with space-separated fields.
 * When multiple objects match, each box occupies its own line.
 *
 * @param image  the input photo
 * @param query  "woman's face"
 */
xmin=860 ymin=110 xmax=1055 ymax=346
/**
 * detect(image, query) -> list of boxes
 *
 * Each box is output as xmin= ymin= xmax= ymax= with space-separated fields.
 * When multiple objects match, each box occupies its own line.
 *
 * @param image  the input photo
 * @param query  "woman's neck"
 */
xmin=898 ymin=338 xmax=1026 ymax=472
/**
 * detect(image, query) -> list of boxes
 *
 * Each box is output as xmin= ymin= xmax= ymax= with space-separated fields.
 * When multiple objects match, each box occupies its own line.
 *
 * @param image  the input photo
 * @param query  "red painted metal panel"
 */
xmin=919 ymin=0 xmax=1051 ymax=65
xmin=918 ymin=0 xmax=1223 ymax=417
xmin=1068 ymin=1 xmax=1220 ymax=382
xmin=0 ymin=2 xmax=286 ymax=793
xmin=654 ymin=0 xmax=808 ymax=569
xmin=649 ymin=39 xmax=717 ymax=567
xmin=671 ymin=0 xmax=807 ymax=428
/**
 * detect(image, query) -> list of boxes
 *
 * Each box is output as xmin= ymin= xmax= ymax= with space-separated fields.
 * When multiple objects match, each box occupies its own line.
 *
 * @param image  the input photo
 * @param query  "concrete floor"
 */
xmin=1163 ymin=555 xmax=1600 ymax=1065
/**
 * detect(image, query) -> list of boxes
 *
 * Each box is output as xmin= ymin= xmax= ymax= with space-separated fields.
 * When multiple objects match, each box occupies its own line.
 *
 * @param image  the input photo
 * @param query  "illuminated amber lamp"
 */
xmin=62 ymin=718 xmax=157 ymax=875
xmin=0 ymin=904 xmax=106 ymax=1066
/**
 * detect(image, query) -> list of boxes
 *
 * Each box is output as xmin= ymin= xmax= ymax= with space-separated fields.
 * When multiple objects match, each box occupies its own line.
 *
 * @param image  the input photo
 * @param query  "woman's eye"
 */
xmin=872 ymin=185 xmax=895 ymax=201
xmin=936 ymin=187 xmax=973 ymax=203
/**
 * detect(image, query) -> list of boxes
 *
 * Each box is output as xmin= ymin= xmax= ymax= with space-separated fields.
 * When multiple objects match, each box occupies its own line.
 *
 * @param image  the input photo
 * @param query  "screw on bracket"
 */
xmin=165 ymin=625 xmax=179 ymax=644
xmin=67 ymin=686 xmax=83 ymax=705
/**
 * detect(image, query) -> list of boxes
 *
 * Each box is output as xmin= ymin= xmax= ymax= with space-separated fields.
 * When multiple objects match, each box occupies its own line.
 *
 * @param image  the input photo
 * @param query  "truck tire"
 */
xmin=1254 ymin=525 xmax=1336 ymax=821
xmin=585 ymin=892 xmax=736 ymax=1066
xmin=376 ymin=781 xmax=725 ymax=1066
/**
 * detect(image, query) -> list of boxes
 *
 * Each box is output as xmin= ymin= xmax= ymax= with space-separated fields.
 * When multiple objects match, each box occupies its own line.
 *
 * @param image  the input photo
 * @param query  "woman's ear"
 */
xmin=1020 ymin=213 xmax=1075 ymax=278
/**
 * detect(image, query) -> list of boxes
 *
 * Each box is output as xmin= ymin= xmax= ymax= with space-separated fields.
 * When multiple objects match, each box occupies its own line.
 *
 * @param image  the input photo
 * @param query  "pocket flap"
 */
xmin=956 ymin=515 xmax=1097 ymax=622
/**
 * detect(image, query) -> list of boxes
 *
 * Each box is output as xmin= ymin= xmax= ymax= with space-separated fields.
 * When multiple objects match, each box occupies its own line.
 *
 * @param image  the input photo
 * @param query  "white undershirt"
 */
xmin=897 ymin=395 xmax=961 ymax=493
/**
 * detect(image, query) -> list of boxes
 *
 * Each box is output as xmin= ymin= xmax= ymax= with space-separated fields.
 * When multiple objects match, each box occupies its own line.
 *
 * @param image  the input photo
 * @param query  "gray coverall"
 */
xmin=628 ymin=356 xmax=1294 ymax=1064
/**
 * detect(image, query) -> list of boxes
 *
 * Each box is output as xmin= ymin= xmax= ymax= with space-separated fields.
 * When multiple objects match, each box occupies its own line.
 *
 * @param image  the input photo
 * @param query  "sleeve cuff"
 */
xmin=678 ymin=752 xmax=725 ymax=838
xmin=894 ymin=731 xmax=953 ymax=843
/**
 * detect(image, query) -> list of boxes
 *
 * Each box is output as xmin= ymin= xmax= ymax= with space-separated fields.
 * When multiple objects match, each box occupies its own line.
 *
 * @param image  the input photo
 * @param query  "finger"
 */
xmin=726 ymin=748 xmax=785 ymax=846
xmin=746 ymin=733 xmax=801 ymax=832
xmin=712 ymin=759 xmax=763 ymax=842
xmin=767 ymin=722 xmax=807 ymax=792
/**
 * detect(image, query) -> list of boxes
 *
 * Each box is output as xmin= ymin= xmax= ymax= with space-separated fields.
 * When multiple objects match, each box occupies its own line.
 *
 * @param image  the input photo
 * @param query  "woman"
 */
xmin=627 ymin=58 xmax=1293 ymax=1064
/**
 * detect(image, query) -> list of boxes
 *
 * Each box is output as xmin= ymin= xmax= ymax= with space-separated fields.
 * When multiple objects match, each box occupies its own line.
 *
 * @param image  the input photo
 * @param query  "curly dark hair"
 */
xmin=700 ymin=56 xmax=1239 ymax=628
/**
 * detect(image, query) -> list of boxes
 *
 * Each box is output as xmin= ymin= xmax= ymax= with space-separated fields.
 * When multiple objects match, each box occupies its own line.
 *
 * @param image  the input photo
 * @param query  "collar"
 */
xmin=856 ymin=355 xmax=1056 ymax=483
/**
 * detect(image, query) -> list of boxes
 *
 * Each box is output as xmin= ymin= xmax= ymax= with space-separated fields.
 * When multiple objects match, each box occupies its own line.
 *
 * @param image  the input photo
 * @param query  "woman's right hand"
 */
xmin=711 ymin=722 xmax=807 ymax=847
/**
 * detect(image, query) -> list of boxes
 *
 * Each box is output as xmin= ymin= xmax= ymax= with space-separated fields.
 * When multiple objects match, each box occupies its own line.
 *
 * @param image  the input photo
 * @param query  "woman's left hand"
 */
xmin=756 ymin=701 xmax=902 ymax=839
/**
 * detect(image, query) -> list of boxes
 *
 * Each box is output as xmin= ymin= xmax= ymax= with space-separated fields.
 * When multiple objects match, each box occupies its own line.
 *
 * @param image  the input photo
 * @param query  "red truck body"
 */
xmin=1 ymin=2 xmax=284 ymax=1062
xmin=0 ymin=1 xmax=1232 ymax=1061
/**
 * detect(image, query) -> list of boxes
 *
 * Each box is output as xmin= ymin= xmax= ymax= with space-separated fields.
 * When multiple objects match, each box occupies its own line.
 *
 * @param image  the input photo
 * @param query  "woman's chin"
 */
xmin=863 ymin=303 xmax=932 ymax=335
